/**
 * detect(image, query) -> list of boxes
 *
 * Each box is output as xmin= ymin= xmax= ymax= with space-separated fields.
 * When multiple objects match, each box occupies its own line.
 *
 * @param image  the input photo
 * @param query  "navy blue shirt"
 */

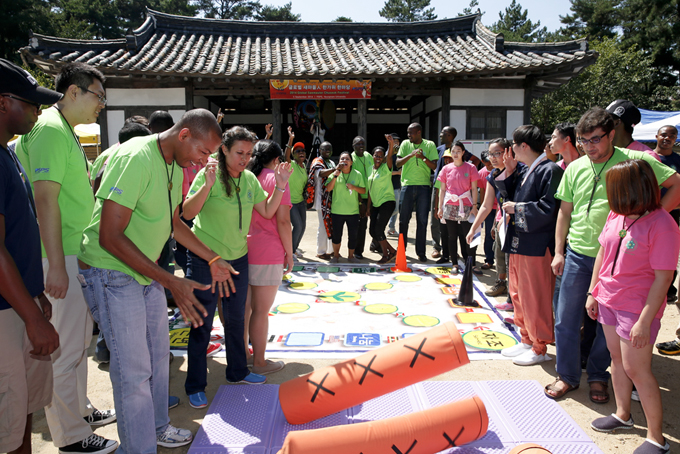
xmin=0 ymin=144 xmax=44 ymax=310
xmin=659 ymin=151 xmax=680 ymax=210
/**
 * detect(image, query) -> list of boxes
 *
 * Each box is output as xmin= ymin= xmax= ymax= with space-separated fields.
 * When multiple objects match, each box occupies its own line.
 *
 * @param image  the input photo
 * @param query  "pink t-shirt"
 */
xmin=556 ymin=159 xmax=567 ymax=170
xmin=627 ymin=141 xmax=661 ymax=161
xmin=246 ymin=168 xmax=292 ymax=265
xmin=592 ymin=209 xmax=680 ymax=318
xmin=182 ymin=163 xmax=205 ymax=198
xmin=477 ymin=167 xmax=498 ymax=210
xmin=437 ymin=162 xmax=479 ymax=206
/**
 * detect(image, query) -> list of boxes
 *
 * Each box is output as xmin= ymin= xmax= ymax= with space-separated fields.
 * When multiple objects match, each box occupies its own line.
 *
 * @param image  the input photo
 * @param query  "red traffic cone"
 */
xmin=391 ymin=233 xmax=412 ymax=273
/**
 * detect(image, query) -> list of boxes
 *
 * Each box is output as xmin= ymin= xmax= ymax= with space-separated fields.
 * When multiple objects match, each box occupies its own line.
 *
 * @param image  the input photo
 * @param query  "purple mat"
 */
xmin=188 ymin=380 xmax=604 ymax=454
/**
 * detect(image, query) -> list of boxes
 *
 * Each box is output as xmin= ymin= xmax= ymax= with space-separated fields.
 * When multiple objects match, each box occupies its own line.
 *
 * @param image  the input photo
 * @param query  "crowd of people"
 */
xmin=2 ymin=57 xmax=680 ymax=454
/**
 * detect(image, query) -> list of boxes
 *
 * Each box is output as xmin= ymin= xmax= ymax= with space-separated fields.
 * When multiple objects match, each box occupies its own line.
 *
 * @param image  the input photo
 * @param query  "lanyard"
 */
xmin=587 ymin=152 xmax=615 ymax=215
xmin=610 ymin=213 xmax=645 ymax=276
xmin=229 ymin=173 xmax=243 ymax=232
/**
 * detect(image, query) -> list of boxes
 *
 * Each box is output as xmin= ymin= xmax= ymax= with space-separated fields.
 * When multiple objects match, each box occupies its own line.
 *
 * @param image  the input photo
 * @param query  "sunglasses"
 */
xmin=2 ymin=94 xmax=42 ymax=111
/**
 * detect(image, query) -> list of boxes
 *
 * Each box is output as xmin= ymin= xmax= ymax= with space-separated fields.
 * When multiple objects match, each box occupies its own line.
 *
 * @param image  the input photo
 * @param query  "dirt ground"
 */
xmin=29 ymin=212 xmax=680 ymax=453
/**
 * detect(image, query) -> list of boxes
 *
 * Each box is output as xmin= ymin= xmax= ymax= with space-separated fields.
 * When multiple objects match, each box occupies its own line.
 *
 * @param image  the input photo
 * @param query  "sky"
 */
xmin=267 ymin=0 xmax=573 ymax=32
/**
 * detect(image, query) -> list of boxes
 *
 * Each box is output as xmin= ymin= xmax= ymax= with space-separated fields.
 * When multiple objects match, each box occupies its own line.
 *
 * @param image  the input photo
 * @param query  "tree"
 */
xmin=490 ymin=0 xmax=547 ymax=42
xmin=255 ymin=2 xmax=300 ymax=21
xmin=379 ymin=0 xmax=437 ymax=22
xmin=194 ymin=0 xmax=261 ymax=19
xmin=531 ymin=37 xmax=679 ymax=134
xmin=333 ymin=16 xmax=353 ymax=22
xmin=558 ymin=0 xmax=621 ymax=40
xmin=117 ymin=0 xmax=197 ymax=32
xmin=458 ymin=0 xmax=483 ymax=16
xmin=0 ymin=0 xmax=56 ymax=63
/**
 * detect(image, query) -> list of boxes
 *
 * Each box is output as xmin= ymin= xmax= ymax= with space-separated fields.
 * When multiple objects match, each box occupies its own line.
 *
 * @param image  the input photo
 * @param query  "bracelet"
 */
xmin=586 ymin=292 xmax=593 ymax=296
xmin=285 ymin=145 xmax=292 ymax=149
xmin=275 ymin=186 xmax=285 ymax=193
xmin=208 ymin=256 xmax=221 ymax=266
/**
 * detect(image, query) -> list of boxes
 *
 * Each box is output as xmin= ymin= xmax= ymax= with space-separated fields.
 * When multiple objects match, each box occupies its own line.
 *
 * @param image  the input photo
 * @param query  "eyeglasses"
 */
xmin=81 ymin=88 xmax=107 ymax=105
xmin=577 ymin=133 xmax=607 ymax=145
xmin=489 ymin=152 xmax=503 ymax=158
xmin=2 ymin=94 xmax=42 ymax=111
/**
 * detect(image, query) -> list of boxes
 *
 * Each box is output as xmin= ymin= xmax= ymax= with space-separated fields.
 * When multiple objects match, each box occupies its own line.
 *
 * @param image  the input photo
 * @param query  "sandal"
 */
xmin=589 ymin=381 xmax=610 ymax=404
xmin=544 ymin=378 xmax=579 ymax=400
xmin=451 ymin=265 xmax=460 ymax=274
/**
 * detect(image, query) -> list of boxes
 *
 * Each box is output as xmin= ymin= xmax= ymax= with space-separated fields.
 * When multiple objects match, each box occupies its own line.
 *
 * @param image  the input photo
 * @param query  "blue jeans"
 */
xmin=185 ymin=252 xmax=249 ymax=393
xmin=399 ymin=185 xmax=431 ymax=257
xmin=290 ymin=201 xmax=307 ymax=253
xmin=554 ymin=247 xmax=611 ymax=387
xmin=79 ymin=267 xmax=169 ymax=454
xmin=388 ymin=188 xmax=401 ymax=229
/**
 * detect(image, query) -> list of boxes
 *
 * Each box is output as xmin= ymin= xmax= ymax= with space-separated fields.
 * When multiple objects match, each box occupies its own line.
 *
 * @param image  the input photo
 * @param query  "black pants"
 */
xmin=332 ymin=213 xmax=360 ymax=249
xmin=355 ymin=199 xmax=369 ymax=254
xmin=369 ymin=201 xmax=396 ymax=243
xmin=446 ymin=219 xmax=472 ymax=265
xmin=439 ymin=220 xmax=449 ymax=259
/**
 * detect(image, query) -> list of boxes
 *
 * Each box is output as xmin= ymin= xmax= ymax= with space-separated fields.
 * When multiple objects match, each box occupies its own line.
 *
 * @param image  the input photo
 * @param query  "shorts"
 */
xmin=597 ymin=304 xmax=661 ymax=344
xmin=0 ymin=300 xmax=53 ymax=452
xmin=249 ymin=263 xmax=284 ymax=286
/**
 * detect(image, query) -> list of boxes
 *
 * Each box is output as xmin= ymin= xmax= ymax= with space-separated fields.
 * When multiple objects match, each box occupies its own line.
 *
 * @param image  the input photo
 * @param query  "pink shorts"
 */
xmin=597 ymin=304 xmax=661 ymax=344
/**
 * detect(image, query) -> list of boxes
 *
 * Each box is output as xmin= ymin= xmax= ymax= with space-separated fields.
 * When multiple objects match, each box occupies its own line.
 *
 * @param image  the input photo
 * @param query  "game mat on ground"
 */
xmin=170 ymin=263 xmax=519 ymax=360
xmin=187 ymin=380 xmax=604 ymax=454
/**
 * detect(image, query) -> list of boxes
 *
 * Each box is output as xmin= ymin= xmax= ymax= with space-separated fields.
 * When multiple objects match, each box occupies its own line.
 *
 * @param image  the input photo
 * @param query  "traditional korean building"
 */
xmin=21 ymin=10 xmax=597 ymax=151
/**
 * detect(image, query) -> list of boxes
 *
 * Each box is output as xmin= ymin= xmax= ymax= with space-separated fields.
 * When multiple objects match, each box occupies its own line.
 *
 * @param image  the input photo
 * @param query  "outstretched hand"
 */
xmin=167 ymin=277 xmax=210 ymax=328
xmin=265 ymin=123 xmax=273 ymax=139
xmin=274 ymin=161 xmax=294 ymax=185
xmin=210 ymin=259 xmax=239 ymax=297
xmin=287 ymin=126 xmax=294 ymax=140
xmin=503 ymin=147 xmax=517 ymax=175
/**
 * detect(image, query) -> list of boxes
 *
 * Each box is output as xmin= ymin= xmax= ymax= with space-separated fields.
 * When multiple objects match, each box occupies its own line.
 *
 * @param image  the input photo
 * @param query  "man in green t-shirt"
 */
xmin=396 ymin=123 xmax=438 ymax=261
xmin=15 ymin=62 xmax=119 ymax=453
xmin=77 ymin=109 xmax=237 ymax=452
xmin=350 ymin=135 xmax=374 ymax=259
xmin=547 ymin=107 xmax=680 ymax=402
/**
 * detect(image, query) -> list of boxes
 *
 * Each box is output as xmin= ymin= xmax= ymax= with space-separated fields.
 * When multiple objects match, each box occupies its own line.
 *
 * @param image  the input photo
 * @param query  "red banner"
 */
xmin=269 ymin=80 xmax=371 ymax=99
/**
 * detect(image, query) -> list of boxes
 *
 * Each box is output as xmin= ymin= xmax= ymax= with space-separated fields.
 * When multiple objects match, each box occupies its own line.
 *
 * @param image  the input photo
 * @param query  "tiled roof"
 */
xmin=21 ymin=10 xmax=597 ymax=81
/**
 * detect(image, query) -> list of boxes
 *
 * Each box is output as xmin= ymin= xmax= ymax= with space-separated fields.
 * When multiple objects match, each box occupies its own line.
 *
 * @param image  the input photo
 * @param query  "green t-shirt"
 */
xmin=327 ymin=168 xmax=365 ymax=215
xmin=16 ymin=107 xmax=95 ymax=256
xmin=397 ymin=139 xmax=438 ymax=186
xmin=367 ymin=162 xmax=395 ymax=207
xmin=90 ymin=143 xmax=119 ymax=184
xmin=189 ymin=167 xmax=267 ymax=261
xmin=289 ymin=161 xmax=307 ymax=204
xmin=351 ymin=151 xmax=374 ymax=200
xmin=555 ymin=147 xmax=676 ymax=257
xmin=78 ymin=135 xmax=183 ymax=285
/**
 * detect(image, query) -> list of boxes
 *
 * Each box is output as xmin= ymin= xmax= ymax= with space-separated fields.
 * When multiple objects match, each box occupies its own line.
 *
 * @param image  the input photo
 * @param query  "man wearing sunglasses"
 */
xmin=16 ymin=62 xmax=118 ymax=453
xmin=546 ymin=107 xmax=680 ymax=404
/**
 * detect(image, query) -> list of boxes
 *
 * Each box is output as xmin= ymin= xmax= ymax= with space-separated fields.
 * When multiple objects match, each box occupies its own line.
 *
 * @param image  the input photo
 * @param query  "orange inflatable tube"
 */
xmin=277 ymin=395 xmax=488 ymax=454
xmin=509 ymin=444 xmax=553 ymax=454
xmin=279 ymin=322 xmax=469 ymax=424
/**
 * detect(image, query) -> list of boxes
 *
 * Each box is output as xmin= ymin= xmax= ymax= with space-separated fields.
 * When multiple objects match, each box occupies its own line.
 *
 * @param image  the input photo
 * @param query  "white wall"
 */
xmin=106 ymin=110 xmax=125 ymax=145
xmin=450 ymin=110 xmax=467 ymax=139
xmin=506 ymin=110 xmax=525 ymax=138
xmin=106 ymin=88 xmax=185 ymax=107
xmin=169 ymin=110 xmax=185 ymax=123
xmin=450 ymin=88 xmax=524 ymax=107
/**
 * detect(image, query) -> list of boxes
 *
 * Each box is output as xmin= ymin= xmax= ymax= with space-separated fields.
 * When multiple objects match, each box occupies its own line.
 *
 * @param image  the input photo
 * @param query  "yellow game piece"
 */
xmin=436 ymin=277 xmax=462 ymax=285
xmin=425 ymin=266 xmax=453 ymax=275
xmin=169 ymin=328 xmax=190 ymax=348
xmin=456 ymin=312 xmax=494 ymax=324
xmin=462 ymin=330 xmax=518 ymax=351
xmin=394 ymin=274 xmax=422 ymax=282
xmin=318 ymin=290 xmax=361 ymax=302
xmin=402 ymin=315 xmax=440 ymax=327
xmin=282 ymin=274 xmax=292 ymax=281
xmin=441 ymin=287 xmax=459 ymax=295
xmin=364 ymin=304 xmax=398 ymax=314
xmin=289 ymin=282 xmax=318 ymax=290
xmin=275 ymin=302 xmax=311 ymax=314
xmin=364 ymin=282 xmax=393 ymax=291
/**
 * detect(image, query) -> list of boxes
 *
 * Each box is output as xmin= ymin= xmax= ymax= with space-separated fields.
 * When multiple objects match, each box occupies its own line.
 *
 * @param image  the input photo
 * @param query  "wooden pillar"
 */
xmin=357 ymin=99 xmax=367 ymax=140
xmin=441 ymin=83 xmax=450 ymax=127
xmin=185 ymin=83 xmax=194 ymax=110
xmin=272 ymin=100 xmax=282 ymax=145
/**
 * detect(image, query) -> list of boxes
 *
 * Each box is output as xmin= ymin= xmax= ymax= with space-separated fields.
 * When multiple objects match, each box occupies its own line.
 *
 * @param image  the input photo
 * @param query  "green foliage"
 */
xmin=22 ymin=64 xmax=54 ymax=90
xmin=0 ymin=0 xmax=55 ymax=64
xmin=531 ymin=38 xmax=680 ymax=133
xmin=558 ymin=0 xmax=621 ymax=41
xmin=333 ymin=16 xmax=353 ymax=22
xmin=194 ymin=0 xmax=260 ymax=19
xmin=490 ymin=0 xmax=547 ymax=42
xmin=458 ymin=0 xmax=483 ymax=17
xmin=255 ymin=2 xmax=300 ymax=21
xmin=379 ymin=0 xmax=437 ymax=22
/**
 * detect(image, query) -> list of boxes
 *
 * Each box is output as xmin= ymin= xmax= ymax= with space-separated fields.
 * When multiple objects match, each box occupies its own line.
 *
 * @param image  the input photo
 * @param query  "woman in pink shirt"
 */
xmin=244 ymin=140 xmax=293 ymax=375
xmin=437 ymin=141 xmax=479 ymax=274
xmin=586 ymin=159 xmax=680 ymax=454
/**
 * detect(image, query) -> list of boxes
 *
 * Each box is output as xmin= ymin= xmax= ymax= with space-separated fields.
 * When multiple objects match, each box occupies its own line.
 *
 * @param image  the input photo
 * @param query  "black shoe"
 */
xmin=84 ymin=409 xmax=116 ymax=426
xmin=656 ymin=339 xmax=680 ymax=355
xmin=354 ymin=253 xmax=364 ymax=260
xmin=170 ymin=351 xmax=174 ymax=364
xmin=418 ymin=255 xmax=428 ymax=263
xmin=667 ymin=295 xmax=678 ymax=304
xmin=58 ymin=434 xmax=118 ymax=453
xmin=435 ymin=257 xmax=450 ymax=264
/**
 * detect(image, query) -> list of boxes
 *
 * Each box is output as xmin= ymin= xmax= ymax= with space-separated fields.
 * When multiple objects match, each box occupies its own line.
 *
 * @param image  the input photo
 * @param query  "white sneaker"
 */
xmin=513 ymin=349 xmax=551 ymax=366
xmin=157 ymin=424 xmax=193 ymax=448
xmin=501 ymin=343 xmax=532 ymax=357
xmin=631 ymin=390 xmax=640 ymax=402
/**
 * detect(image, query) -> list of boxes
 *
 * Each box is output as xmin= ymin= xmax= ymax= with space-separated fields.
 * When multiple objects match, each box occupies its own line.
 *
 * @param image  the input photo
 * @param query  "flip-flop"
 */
xmin=544 ymin=378 xmax=579 ymax=400
xmin=589 ymin=381 xmax=610 ymax=404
